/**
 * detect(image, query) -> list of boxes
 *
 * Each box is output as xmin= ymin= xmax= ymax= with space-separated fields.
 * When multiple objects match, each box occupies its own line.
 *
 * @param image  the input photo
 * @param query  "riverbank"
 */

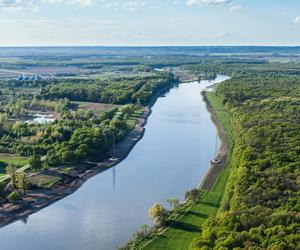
xmin=135 ymin=88 xmax=233 ymax=250
xmin=0 ymin=83 xmax=176 ymax=228
xmin=0 ymin=108 xmax=149 ymax=228
xmin=197 ymin=90 xmax=230 ymax=191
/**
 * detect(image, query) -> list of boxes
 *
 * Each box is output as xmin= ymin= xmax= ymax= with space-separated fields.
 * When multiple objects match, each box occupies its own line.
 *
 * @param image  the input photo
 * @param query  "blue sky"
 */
xmin=0 ymin=0 xmax=300 ymax=46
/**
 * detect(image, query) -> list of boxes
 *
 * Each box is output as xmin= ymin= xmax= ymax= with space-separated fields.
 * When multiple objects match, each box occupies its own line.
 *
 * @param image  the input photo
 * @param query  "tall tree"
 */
xmin=148 ymin=203 xmax=168 ymax=226
xmin=16 ymin=173 xmax=29 ymax=195
xmin=6 ymin=164 xmax=18 ymax=188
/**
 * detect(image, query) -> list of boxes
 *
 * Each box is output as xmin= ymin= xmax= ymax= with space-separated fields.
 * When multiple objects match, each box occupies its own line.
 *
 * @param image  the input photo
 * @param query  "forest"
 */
xmin=40 ymin=73 xmax=175 ymax=105
xmin=193 ymin=76 xmax=300 ymax=249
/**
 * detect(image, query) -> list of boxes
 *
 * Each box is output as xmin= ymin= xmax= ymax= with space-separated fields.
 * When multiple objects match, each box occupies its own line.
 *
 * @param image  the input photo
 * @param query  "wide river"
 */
xmin=0 ymin=75 xmax=229 ymax=250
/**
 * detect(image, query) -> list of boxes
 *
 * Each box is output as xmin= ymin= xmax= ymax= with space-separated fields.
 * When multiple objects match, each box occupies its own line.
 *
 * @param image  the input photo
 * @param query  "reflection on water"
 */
xmin=25 ymin=114 xmax=55 ymax=124
xmin=112 ymin=167 xmax=116 ymax=190
xmin=0 ymin=75 xmax=230 ymax=250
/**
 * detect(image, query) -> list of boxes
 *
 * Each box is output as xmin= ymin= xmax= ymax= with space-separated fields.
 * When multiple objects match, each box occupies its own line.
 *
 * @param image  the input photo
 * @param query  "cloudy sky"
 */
xmin=0 ymin=0 xmax=300 ymax=46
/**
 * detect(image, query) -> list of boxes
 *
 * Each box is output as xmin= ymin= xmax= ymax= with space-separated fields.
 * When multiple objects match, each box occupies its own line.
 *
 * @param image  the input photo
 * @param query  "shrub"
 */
xmin=8 ymin=191 xmax=21 ymax=203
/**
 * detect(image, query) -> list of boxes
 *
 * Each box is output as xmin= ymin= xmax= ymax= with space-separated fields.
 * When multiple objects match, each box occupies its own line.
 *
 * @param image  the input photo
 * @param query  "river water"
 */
xmin=0 ymin=75 xmax=229 ymax=250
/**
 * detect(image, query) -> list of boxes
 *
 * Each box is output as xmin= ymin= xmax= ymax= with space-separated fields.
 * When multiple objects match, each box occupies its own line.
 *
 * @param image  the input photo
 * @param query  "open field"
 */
xmin=0 ymin=155 xmax=29 ymax=178
xmin=72 ymin=101 xmax=119 ymax=115
xmin=0 ymin=69 xmax=19 ymax=79
xmin=136 ymin=91 xmax=233 ymax=250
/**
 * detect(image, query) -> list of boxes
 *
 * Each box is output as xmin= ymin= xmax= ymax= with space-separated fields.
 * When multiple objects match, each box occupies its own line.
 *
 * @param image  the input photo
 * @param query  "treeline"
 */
xmin=40 ymin=72 xmax=177 ymax=105
xmin=193 ymin=76 xmax=300 ymax=249
xmin=183 ymin=60 xmax=300 ymax=78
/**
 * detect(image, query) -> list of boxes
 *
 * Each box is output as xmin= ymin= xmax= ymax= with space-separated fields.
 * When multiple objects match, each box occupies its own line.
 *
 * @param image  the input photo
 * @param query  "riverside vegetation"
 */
xmin=1 ymin=47 xmax=300 ymax=249
xmin=123 ymin=60 xmax=300 ymax=250
xmin=0 ymin=71 xmax=177 ymax=206
xmin=192 ymin=76 xmax=300 ymax=250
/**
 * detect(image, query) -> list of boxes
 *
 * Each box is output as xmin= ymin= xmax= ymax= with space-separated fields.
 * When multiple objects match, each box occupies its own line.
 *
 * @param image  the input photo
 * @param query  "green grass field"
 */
xmin=72 ymin=101 xmax=119 ymax=115
xmin=136 ymin=91 xmax=233 ymax=250
xmin=0 ymin=154 xmax=29 ymax=176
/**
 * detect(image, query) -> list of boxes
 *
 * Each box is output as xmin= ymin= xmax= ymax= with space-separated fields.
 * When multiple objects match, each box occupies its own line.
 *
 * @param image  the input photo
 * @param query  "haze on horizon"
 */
xmin=0 ymin=0 xmax=300 ymax=46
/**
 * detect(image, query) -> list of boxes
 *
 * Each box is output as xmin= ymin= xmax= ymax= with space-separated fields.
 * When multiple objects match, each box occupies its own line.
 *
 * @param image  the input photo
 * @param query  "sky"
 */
xmin=0 ymin=0 xmax=300 ymax=46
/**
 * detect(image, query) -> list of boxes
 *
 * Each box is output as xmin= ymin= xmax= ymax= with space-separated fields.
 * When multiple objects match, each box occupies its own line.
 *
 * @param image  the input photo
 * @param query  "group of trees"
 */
xmin=40 ymin=72 xmax=177 ymax=105
xmin=194 ymin=76 xmax=300 ymax=249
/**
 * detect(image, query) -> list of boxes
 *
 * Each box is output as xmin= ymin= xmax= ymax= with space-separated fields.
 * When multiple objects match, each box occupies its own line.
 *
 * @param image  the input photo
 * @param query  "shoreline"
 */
xmin=130 ymin=78 xmax=232 ymax=250
xmin=198 ymin=88 xmax=229 ymax=191
xmin=0 ymin=85 xmax=174 ymax=229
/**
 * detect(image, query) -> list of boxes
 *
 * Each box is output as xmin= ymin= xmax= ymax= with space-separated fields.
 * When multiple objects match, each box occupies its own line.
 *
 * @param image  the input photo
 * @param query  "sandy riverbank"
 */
xmin=198 ymin=89 xmax=230 ymax=191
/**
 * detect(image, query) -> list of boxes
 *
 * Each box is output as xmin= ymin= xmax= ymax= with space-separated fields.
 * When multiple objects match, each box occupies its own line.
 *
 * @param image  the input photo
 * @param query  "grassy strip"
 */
xmin=126 ymin=108 xmax=145 ymax=128
xmin=136 ymin=91 xmax=233 ymax=250
xmin=0 ymin=155 xmax=29 ymax=176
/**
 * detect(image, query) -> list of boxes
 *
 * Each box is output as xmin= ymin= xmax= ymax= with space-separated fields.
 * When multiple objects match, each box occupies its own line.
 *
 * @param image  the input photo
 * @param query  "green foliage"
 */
xmin=148 ymin=203 xmax=168 ymax=227
xmin=40 ymin=73 xmax=177 ymax=105
xmin=185 ymin=189 xmax=202 ymax=202
xmin=6 ymin=164 xmax=18 ymax=188
xmin=7 ymin=191 xmax=21 ymax=203
xmin=16 ymin=173 xmax=29 ymax=194
xmin=194 ymin=76 xmax=300 ymax=250
xmin=29 ymin=155 xmax=42 ymax=171
xmin=166 ymin=198 xmax=180 ymax=210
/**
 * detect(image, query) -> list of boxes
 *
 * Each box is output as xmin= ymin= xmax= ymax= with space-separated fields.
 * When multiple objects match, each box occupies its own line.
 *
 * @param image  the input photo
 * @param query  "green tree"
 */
xmin=166 ymin=197 xmax=180 ymax=210
xmin=148 ymin=203 xmax=168 ymax=226
xmin=6 ymin=164 xmax=18 ymax=188
xmin=75 ymin=144 xmax=89 ymax=161
xmin=8 ymin=191 xmax=21 ymax=203
xmin=59 ymin=148 xmax=75 ymax=163
xmin=185 ymin=188 xmax=201 ymax=202
xmin=16 ymin=173 xmax=29 ymax=195
xmin=29 ymin=155 xmax=42 ymax=171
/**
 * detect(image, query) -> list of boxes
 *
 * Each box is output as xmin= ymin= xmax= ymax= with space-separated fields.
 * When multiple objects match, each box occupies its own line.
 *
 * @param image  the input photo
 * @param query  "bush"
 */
xmin=185 ymin=188 xmax=202 ymax=202
xmin=8 ymin=191 xmax=21 ymax=203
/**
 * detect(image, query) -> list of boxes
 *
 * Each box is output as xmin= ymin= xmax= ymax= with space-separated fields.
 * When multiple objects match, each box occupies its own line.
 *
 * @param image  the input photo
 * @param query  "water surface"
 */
xmin=25 ymin=113 xmax=56 ymax=124
xmin=0 ymin=75 xmax=229 ymax=250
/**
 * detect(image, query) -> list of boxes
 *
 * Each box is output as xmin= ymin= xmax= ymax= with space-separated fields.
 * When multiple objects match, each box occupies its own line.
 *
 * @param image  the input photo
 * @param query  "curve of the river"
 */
xmin=0 ymin=75 xmax=230 ymax=250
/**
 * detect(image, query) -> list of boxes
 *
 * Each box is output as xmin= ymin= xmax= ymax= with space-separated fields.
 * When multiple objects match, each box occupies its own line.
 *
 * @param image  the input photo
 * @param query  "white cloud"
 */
xmin=0 ymin=0 xmax=94 ymax=10
xmin=122 ymin=1 xmax=147 ymax=11
xmin=186 ymin=0 xmax=233 ymax=6
xmin=69 ymin=0 xmax=93 ymax=6
xmin=230 ymin=5 xmax=241 ymax=11
xmin=0 ymin=0 xmax=39 ymax=10
xmin=295 ymin=16 xmax=300 ymax=24
xmin=0 ymin=0 xmax=149 ymax=10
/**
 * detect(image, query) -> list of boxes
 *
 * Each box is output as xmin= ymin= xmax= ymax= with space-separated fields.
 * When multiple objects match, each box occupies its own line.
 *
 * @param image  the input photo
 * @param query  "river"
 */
xmin=0 ymin=75 xmax=229 ymax=250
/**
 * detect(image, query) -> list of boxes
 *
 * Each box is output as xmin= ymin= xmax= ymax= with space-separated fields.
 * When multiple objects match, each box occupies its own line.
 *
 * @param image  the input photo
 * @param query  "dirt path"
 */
xmin=198 ymin=91 xmax=230 ymax=191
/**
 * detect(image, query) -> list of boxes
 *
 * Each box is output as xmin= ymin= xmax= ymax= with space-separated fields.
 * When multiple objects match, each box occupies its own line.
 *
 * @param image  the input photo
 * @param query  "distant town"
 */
xmin=16 ymin=74 xmax=42 ymax=81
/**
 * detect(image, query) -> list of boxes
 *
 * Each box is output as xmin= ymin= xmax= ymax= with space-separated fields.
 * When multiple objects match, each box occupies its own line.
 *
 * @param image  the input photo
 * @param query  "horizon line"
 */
xmin=0 ymin=44 xmax=300 ymax=48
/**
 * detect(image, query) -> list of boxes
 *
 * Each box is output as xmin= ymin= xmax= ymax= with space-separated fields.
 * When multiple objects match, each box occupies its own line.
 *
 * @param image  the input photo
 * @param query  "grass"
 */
xmin=30 ymin=174 xmax=62 ymax=189
xmin=71 ymin=101 xmax=119 ymax=115
xmin=206 ymin=92 xmax=233 ymax=148
xmin=136 ymin=91 xmax=233 ymax=250
xmin=126 ymin=108 xmax=145 ymax=128
xmin=57 ymin=166 xmax=72 ymax=175
xmin=0 ymin=154 xmax=29 ymax=176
